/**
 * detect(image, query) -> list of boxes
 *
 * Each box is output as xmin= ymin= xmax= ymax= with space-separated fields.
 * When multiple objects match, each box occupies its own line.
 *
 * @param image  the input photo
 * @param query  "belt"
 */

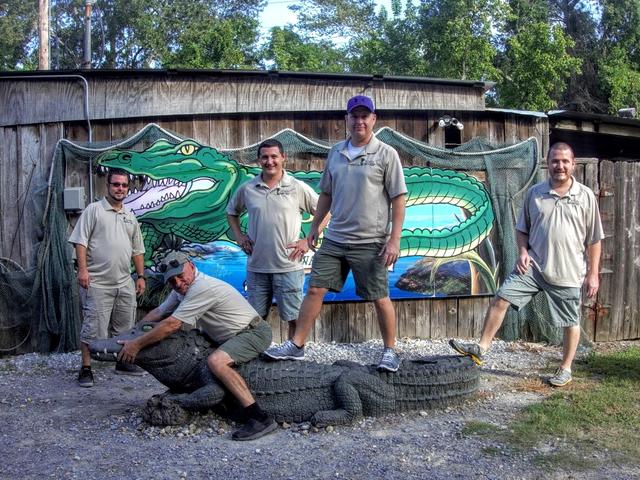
xmin=244 ymin=317 xmax=263 ymax=330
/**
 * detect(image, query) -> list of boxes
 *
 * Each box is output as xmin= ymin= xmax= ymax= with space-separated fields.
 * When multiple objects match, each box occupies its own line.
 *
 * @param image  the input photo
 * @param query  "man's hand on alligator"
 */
xmin=117 ymin=340 xmax=141 ymax=364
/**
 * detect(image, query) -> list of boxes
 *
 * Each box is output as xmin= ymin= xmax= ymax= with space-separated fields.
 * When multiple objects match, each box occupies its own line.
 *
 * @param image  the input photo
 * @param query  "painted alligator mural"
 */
xmin=96 ymin=138 xmax=495 ymax=266
xmin=89 ymin=322 xmax=479 ymax=426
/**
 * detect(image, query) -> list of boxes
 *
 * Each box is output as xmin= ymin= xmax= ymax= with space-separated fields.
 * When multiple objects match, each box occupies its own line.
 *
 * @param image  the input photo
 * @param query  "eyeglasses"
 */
xmin=158 ymin=259 xmax=181 ymax=273
xmin=109 ymin=182 xmax=129 ymax=188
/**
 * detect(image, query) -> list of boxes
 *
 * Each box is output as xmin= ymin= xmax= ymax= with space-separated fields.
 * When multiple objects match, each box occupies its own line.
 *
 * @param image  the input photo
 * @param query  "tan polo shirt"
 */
xmin=68 ymin=197 xmax=145 ymax=288
xmin=516 ymin=178 xmax=604 ymax=287
xmin=226 ymin=171 xmax=318 ymax=273
xmin=319 ymin=136 xmax=407 ymax=244
xmin=158 ymin=269 xmax=260 ymax=343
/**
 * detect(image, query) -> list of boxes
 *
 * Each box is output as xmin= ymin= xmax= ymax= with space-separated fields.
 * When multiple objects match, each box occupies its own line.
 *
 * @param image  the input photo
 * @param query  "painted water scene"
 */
xmin=96 ymin=137 xmax=498 ymax=302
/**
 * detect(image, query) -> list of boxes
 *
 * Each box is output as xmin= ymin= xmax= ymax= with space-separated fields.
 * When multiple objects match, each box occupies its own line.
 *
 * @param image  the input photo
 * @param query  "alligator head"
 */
xmin=88 ymin=322 xmax=216 ymax=392
xmin=96 ymin=139 xmax=257 ymax=243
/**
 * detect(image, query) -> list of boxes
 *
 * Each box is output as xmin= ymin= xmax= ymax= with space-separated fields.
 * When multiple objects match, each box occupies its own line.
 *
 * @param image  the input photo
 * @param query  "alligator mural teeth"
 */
xmin=123 ymin=175 xmax=215 ymax=215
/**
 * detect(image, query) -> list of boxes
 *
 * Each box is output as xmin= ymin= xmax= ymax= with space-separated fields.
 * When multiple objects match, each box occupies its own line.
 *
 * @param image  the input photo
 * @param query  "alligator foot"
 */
xmin=142 ymin=394 xmax=191 ymax=426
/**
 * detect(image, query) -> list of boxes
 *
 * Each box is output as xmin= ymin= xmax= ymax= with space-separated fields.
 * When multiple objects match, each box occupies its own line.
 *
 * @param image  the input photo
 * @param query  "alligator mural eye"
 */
xmin=179 ymin=144 xmax=197 ymax=156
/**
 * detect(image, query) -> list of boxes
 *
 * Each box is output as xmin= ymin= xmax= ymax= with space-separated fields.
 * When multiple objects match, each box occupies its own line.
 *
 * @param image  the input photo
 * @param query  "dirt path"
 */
xmin=1 ymin=341 xmax=638 ymax=480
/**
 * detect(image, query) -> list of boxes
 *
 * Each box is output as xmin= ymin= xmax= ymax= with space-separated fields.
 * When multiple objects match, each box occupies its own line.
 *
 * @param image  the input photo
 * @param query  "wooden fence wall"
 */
xmin=2 ymin=103 xmax=638 ymax=348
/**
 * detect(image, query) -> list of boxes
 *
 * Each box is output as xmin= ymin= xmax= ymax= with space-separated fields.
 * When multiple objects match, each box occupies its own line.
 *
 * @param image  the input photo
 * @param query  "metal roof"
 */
xmin=0 ymin=68 xmax=495 ymax=90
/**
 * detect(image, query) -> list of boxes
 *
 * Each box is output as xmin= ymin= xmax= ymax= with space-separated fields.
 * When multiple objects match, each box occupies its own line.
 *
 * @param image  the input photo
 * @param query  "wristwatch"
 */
xmin=137 ymin=274 xmax=146 ymax=280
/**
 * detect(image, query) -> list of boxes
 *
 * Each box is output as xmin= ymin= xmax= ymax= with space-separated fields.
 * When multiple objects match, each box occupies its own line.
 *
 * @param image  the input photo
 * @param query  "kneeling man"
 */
xmin=117 ymin=251 xmax=276 ymax=441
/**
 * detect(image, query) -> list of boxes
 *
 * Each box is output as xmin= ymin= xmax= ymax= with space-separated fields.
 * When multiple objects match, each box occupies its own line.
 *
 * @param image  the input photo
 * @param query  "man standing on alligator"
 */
xmin=69 ymin=168 xmax=147 ymax=388
xmin=265 ymin=95 xmax=407 ymax=372
xmin=117 ymin=251 xmax=277 ymax=441
xmin=226 ymin=139 xmax=321 ymax=340
xmin=450 ymin=142 xmax=603 ymax=387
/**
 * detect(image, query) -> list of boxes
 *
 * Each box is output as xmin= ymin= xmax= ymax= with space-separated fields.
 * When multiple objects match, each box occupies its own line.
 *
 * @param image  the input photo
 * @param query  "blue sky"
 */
xmin=259 ymin=0 xmax=397 ymax=35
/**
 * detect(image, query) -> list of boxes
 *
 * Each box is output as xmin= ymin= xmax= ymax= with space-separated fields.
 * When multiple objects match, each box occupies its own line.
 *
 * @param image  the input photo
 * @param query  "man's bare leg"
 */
xmin=207 ymin=350 xmax=257 ymax=407
xmin=291 ymin=287 xmax=327 ymax=347
xmin=478 ymin=296 xmax=511 ymax=351
xmin=208 ymin=350 xmax=277 ymax=441
xmin=287 ymin=320 xmax=297 ymax=341
xmin=80 ymin=342 xmax=91 ymax=367
xmin=560 ymin=325 xmax=580 ymax=371
xmin=373 ymin=296 xmax=397 ymax=348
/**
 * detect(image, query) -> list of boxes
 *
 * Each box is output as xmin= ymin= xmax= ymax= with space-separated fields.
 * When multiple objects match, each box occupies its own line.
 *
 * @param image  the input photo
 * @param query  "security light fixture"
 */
xmin=438 ymin=114 xmax=464 ymax=130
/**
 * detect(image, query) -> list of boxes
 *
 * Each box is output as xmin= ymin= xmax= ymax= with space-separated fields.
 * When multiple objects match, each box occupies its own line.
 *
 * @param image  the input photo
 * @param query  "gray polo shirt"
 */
xmin=158 ymin=268 xmax=260 ymax=343
xmin=226 ymin=171 xmax=318 ymax=273
xmin=516 ymin=178 xmax=604 ymax=287
xmin=319 ymin=136 xmax=407 ymax=244
xmin=68 ymin=197 xmax=145 ymax=288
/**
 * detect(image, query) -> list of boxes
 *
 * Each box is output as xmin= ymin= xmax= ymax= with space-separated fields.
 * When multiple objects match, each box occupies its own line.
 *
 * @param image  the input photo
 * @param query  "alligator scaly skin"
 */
xmin=90 ymin=323 xmax=479 ymax=426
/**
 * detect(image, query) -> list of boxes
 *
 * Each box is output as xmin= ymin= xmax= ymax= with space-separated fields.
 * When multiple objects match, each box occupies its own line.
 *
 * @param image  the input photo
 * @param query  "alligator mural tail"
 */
xmin=401 ymin=167 xmax=494 ymax=258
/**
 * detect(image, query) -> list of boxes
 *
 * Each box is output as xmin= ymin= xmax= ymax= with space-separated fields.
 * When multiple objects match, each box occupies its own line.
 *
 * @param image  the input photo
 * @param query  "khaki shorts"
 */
xmin=217 ymin=318 xmax=272 ymax=365
xmin=309 ymin=238 xmax=389 ymax=300
xmin=79 ymin=281 xmax=136 ymax=343
xmin=498 ymin=268 xmax=581 ymax=328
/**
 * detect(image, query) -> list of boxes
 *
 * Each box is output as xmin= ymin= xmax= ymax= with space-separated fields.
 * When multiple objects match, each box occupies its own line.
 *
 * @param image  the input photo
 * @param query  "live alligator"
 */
xmin=96 ymin=138 xmax=495 ymax=265
xmin=89 ymin=322 xmax=479 ymax=427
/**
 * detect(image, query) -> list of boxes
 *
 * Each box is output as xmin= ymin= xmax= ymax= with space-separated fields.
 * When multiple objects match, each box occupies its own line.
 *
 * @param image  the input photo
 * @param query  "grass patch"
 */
xmin=531 ymin=450 xmax=599 ymax=471
xmin=504 ymin=346 xmax=640 ymax=468
xmin=461 ymin=420 xmax=501 ymax=436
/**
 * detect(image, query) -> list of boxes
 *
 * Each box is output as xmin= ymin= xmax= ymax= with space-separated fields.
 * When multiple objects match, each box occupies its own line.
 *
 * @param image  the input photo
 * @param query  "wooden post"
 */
xmin=38 ymin=0 xmax=49 ymax=70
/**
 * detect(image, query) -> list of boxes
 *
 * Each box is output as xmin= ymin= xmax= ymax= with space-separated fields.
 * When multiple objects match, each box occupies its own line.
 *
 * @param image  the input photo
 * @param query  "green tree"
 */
xmin=349 ymin=0 xmax=427 ymax=75
xmin=291 ymin=0 xmax=378 ymax=43
xmin=0 ymin=0 xmax=38 ymax=70
xmin=415 ymin=0 xmax=507 ymax=81
xmin=599 ymin=46 xmax=640 ymax=115
xmin=261 ymin=27 xmax=346 ymax=72
xmin=597 ymin=0 xmax=640 ymax=114
xmin=44 ymin=0 xmax=265 ymax=69
xmin=499 ymin=22 xmax=582 ymax=110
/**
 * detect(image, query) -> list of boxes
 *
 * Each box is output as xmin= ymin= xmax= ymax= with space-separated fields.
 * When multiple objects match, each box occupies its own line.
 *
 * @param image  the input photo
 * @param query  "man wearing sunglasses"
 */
xmin=117 ymin=251 xmax=277 ymax=441
xmin=69 ymin=168 xmax=146 ymax=388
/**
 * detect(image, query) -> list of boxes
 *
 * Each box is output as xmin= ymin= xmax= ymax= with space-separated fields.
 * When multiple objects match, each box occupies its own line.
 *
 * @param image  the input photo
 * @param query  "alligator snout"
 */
xmin=88 ymin=322 xmax=157 ymax=361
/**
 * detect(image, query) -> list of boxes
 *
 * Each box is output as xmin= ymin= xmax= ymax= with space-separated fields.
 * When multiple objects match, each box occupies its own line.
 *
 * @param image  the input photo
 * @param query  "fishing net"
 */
xmin=2 ymin=123 xmax=564 ymax=354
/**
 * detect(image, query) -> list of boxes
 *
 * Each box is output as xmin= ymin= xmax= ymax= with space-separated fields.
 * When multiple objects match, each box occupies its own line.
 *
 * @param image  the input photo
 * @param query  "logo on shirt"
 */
xmin=358 ymin=158 xmax=376 ymax=167
xmin=276 ymin=186 xmax=295 ymax=196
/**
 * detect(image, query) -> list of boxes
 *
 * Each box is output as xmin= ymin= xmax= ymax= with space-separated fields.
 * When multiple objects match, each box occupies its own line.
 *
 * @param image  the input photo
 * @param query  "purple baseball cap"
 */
xmin=347 ymin=95 xmax=375 ymax=113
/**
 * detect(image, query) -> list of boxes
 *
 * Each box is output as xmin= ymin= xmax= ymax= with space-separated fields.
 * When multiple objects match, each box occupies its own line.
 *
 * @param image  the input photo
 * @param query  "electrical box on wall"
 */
xmin=63 ymin=187 xmax=86 ymax=211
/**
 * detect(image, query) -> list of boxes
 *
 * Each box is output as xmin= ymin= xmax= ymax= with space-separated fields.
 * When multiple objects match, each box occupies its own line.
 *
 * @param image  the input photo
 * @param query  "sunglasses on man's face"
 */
xmin=109 ymin=182 xmax=129 ymax=188
xmin=158 ymin=259 xmax=182 ymax=273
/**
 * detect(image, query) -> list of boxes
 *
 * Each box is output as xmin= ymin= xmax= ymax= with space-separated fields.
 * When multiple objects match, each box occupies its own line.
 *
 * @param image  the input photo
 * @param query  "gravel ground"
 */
xmin=1 ymin=338 xmax=639 ymax=480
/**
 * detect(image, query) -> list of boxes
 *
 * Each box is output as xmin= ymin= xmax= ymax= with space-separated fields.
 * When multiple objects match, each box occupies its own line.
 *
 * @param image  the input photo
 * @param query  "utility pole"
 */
xmin=82 ymin=0 xmax=96 ymax=69
xmin=38 ymin=0 xmax=49 ymax=70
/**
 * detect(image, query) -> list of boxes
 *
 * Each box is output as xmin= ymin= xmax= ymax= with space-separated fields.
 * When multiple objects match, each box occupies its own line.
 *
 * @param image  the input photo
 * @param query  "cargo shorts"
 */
xmin=79 ymin=280 xmax=137 ymax=343
xmin=309 ymin=238 xmax=389 ymax=301
xmin=217 ymin=318 xmax=272 ymax=365
xmin=497 ymin=267 xmax=581 ymax=328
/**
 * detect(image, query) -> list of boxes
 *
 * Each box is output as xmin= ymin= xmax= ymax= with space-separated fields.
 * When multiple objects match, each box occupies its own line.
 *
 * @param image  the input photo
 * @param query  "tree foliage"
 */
xmin=499 ymin=22 xmax=582 ymax=110
xmin=261 ymin=27 xmax=346 ymax=72
xmin=1 ymin=0 xmax=639 ymax=115
xmin=0 ymin=0 xmax=38 ymax=70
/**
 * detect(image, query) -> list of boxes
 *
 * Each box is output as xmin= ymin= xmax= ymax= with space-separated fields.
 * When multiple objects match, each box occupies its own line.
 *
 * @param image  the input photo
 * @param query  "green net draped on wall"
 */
xmin=2 ymin=123 xmax=561 ymax=354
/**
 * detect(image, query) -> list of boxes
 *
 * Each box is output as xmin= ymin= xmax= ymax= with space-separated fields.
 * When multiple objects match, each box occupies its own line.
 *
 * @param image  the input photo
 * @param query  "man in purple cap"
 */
xmin=265 ymin=94 xmax=407 ymax=372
